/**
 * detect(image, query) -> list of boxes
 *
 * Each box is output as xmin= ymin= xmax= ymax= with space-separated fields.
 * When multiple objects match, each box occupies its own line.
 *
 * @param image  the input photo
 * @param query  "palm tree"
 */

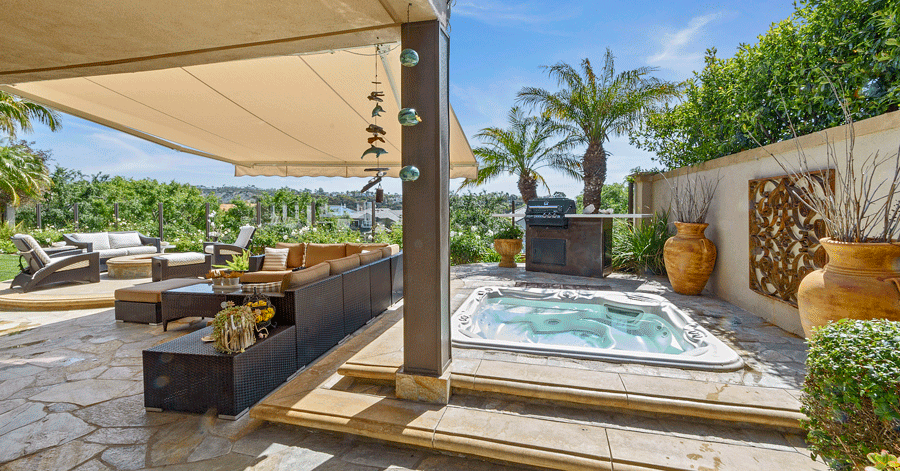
xmin=0 ymin=140 xmax=51 ymax=210
xmin=0 ymin=91 xmax=61 ymax=138
xmin=461 ymin=106 xmax=579 ymax=203
xmin=518 ymin=49 xmax=679 ymax=211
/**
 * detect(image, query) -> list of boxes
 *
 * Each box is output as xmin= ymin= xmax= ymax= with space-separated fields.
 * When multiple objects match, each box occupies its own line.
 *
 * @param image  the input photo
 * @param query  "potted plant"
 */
xmin=206 ymin=250 xmax=250 ymax=288
xmin=493 ymin=223 xmax=524 ymax=268
xmin=662 ymin=173 xmax=720 ymax=295
xmin=764 ymin=96 xmax=900 ymax=337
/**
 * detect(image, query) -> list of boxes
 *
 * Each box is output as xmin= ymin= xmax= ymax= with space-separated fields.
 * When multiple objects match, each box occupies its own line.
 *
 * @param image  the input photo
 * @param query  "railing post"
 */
xmin=158 ymin=202 xmax=164 ymax=240
xmin=511 ymin=197 xmax=516 ymax=226
xmin=255 ymin=198 xmax=261 ymax=226
xmin=205 ymin=202 xmax=210 ymax=240
xmin=310 ymin=202 xmax=316 ymax=226
xmin=114 ymin=202 xmax=119 ymax=229
xmin=36 ymin=204 xmax=42 ymax=229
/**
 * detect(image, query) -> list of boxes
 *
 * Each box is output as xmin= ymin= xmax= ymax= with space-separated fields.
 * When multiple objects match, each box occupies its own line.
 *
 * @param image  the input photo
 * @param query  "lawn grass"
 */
xmin=0 ymin=254 xmax=21 ymax=282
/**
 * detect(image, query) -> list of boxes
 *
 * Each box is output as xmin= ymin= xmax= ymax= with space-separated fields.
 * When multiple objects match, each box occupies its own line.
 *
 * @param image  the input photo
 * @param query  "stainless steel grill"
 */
xmin=524 ymin=198 xmax=576 ymax=228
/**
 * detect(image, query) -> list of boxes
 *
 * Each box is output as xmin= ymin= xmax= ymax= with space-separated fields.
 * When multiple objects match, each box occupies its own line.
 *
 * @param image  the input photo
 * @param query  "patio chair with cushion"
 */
xmin=10 ymin=234 xmax=101 ymax=292
xmin=204 ymin=225 xmax=255 ymax=266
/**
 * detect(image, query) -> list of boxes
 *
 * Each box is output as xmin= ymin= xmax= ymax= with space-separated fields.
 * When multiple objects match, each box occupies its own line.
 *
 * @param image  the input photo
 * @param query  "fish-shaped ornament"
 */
xmin=361 ymin=145 xmax=388 ymax=159
xmin=367 ymin=91 xmax=384 ymax=102
xmin=368 ymin=135 xmax=385 ymax=144
xmin=366 ymin=124 xmax=386 ymax=135
xmin=371 ymin=104 xmax=385 ymax=117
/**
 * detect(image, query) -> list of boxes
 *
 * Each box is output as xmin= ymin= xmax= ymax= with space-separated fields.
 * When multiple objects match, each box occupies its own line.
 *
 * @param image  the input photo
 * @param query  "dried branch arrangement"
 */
xmin=760 ymin=81 xmax=900 ymax=243
xmin=664 ymin=172 xmax=721 ymax=224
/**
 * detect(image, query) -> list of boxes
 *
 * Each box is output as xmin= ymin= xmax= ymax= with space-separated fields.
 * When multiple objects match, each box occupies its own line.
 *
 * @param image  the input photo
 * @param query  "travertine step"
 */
xmin=252 ymin=388 xmax=826 ymax=471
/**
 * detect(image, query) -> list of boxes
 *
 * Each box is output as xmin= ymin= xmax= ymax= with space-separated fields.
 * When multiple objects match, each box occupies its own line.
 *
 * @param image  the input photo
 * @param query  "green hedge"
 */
xmin=802 ymin=319 xmax=900 ymax=469
xmin=633 ymin=0 xmax=900 ymax=169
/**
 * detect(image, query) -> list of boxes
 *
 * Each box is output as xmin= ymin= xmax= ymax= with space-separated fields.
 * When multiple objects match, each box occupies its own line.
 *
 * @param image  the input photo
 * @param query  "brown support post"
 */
xmin=158 ymin=202 xmax=164 ymax=240
xmin=400 ymin=20 xmax=451 ymax=379
xmin=36 ymin=204 xmax=42 ymax=229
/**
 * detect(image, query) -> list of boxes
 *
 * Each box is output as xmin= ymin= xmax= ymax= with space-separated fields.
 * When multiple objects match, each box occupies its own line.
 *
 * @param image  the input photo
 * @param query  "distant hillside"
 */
xmin=196 ymin=186 xmax=403 ymax=210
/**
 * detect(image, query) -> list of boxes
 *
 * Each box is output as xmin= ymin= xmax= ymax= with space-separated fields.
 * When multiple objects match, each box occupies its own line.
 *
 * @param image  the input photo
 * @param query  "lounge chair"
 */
xmin=203 ymin=225 xmax=255 ymax=266
xmin=10 ymin=234 xmax=101 ymax=292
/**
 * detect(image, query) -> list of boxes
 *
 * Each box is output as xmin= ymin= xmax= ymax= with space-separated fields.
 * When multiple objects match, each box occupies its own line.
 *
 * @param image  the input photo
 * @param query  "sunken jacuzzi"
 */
xmin=451 ymin=287 xmax=744 ymax=371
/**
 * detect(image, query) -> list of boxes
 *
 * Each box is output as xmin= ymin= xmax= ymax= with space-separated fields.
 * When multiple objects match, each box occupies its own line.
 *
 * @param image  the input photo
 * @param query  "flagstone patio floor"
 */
xmin=0 ymin=264 xmax=823 ymax=470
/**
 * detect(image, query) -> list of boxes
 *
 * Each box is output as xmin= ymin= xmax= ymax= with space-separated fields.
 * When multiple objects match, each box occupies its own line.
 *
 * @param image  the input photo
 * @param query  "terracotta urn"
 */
xmin=797 ymin=238 xmax=900 ymax=338
xmin=493 ymin=238 xmax=523 ymax=268
xmin=663 ymin=222 xmax=717 ymax=295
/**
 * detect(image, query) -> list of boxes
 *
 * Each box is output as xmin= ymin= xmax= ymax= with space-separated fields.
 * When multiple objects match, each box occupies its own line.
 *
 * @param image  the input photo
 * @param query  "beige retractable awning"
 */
xmin=1 ymin=45 xmax=476 ymax=179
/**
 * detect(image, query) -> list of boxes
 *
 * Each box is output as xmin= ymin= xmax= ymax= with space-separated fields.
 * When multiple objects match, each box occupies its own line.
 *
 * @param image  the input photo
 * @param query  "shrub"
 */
xmin=493 ymin=223 xmax=523 ymax=240
xmin=802 ymin=319 xmax=900 ymax=469
xmin=609 ymin=212 xmax=671 ymax=275
xmin=450 ymin=229 xmax=498 ymax=265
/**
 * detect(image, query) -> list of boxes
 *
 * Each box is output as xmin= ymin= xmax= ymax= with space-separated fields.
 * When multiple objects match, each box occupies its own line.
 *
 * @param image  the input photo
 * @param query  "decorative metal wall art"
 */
xmin=748 ymin=170 xmax=834 ymax=306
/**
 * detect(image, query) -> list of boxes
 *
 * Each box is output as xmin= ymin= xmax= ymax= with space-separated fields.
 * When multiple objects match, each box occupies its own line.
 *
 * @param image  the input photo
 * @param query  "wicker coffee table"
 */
xmin=143 ymin=325 xmax=297 ymax=419
xmin=160 ymin=282 xmax=240 ymax=331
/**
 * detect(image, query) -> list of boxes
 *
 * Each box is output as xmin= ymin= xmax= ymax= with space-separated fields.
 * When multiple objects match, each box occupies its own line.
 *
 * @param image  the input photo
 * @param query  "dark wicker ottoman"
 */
xmin=143 ymin=325 xmax=297 ymax=419
xmin=114 ymin=278 xmax=207 ymax=324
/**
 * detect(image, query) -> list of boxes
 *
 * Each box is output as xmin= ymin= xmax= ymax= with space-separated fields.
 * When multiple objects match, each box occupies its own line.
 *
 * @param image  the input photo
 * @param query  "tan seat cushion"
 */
xmin=305 ymin=243 xmax=347 ymax=267
xmin=275 ymin=242 xmax=306 ymax=269
xmin=114 ymin=278 xmax=207 ymax=304
xmin=345 ymin=242 xmax=388 ymax=257
xmin=261 ymin=247 xmax=290 ymax=271
xmin=327 ymin=253 xmax=360 ymax=275
xmin=385 ymin=244 xmax=400 ymax=256
xmin=281 ymin=262 xmax=331 ymax=291
xmin=358 ymin=250 xmax=382 ymax=265
xmin=240 ymin=270 xmax=292 ymax=283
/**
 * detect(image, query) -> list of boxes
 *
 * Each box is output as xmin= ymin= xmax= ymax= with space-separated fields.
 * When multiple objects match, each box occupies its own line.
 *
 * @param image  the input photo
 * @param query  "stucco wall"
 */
xmin=633 ymin=111 xmax=900 ymax=336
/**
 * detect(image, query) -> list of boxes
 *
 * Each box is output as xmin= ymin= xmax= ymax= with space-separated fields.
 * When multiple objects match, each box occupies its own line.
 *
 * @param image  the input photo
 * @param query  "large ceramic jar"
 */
xmin=493 ymin=238 xmax=523 ymax=268
xmin=797 ymin=238 xmax=900 ymax=338
xmin=664 ymin=222 xmax=717 ymax=296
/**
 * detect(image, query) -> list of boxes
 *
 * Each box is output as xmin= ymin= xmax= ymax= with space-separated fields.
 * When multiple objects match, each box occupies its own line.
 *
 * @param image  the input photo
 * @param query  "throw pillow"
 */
xmin=358 ymin=250 xmax=382 ymax=265
xmin=275 ymin=242 xmax=305 ymax=269
xmin=261 ymin=248 xmax=289 ymax=271
xmin=108 ymin=232 xmax=143 ymax=249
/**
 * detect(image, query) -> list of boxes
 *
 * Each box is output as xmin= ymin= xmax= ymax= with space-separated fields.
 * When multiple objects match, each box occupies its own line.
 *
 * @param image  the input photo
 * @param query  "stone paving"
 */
xmin=0 ymin=264 xmax=813 ymax=470
xmin=0 ymin=295 xmax=535 ymax=470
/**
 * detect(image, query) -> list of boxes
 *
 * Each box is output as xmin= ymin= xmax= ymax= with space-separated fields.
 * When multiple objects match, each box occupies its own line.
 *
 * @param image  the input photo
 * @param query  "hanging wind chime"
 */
xmin=361 ymin=45 xmax=387 ymax=201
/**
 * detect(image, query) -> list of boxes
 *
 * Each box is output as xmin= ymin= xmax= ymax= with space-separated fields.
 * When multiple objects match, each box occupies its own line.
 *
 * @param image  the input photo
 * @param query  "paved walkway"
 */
xmin=0 ymin=287 xmax=534 ymax=470
xmin=0 ymin=264 xmax=814 ymax=470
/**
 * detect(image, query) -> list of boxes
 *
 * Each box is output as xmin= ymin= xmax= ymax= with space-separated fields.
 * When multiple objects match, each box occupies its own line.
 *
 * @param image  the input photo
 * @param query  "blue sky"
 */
xmin=24 ymin=0 xmax=796 ymax=198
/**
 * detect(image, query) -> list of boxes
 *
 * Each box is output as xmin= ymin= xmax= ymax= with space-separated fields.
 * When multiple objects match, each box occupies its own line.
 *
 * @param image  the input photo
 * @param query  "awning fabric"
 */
xmin=2 ymin=45 xmax=477 ymax=179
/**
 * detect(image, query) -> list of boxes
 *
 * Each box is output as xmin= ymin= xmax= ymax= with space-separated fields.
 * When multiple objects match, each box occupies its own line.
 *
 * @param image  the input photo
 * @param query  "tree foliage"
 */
xmin=518 ymin=49 xmax=679 ymax=210
xmin=462 ymin=107 xmax=577 ymax=202
xmin=0 ymin=91 xmax=62 ymax=138
xmin=632 ymin=0 xmax=900 ymax=169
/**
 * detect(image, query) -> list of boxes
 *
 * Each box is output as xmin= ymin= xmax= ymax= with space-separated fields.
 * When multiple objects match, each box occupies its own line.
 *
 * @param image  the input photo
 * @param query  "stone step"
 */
xmin=339 ymin=357 xmax=806 ymax=431
xmin=251 ymin=388 xmax=826 ymax=471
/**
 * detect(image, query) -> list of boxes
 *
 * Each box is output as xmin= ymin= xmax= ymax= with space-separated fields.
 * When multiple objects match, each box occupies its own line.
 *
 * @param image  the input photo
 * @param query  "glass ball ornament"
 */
xmin=398 ymin=108 xmax=422 ymax=126
xmin=400 ymin=49 xmax=419 ymax=67
xmin=399 ymin=165 xmax=420 ymax=182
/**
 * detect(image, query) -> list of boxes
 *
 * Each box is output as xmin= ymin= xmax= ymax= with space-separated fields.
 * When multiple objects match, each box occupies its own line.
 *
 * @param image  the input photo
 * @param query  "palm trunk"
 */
xmin=518 ymin=173 xmax=538 ymax=203
xmin=581 ymin=140 xmax=607 ymax=212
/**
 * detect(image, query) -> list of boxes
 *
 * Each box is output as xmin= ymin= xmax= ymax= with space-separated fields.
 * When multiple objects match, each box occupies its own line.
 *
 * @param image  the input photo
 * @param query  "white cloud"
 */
xmin=647 ymin=12 xmax=728 ymax=77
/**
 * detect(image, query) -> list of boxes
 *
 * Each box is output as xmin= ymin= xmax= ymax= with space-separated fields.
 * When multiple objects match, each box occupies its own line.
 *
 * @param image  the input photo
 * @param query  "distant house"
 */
xmin=348 ymin=203 xmax=401 ymax=231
